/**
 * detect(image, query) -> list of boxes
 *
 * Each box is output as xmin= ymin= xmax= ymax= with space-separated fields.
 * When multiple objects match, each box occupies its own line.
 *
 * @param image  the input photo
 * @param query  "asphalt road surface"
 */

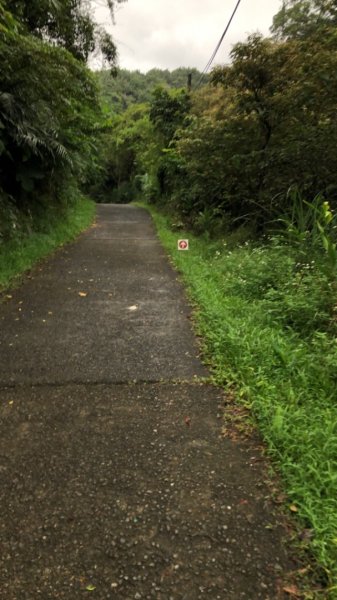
xmin=0 ymin=205 xmax=294 ymax=599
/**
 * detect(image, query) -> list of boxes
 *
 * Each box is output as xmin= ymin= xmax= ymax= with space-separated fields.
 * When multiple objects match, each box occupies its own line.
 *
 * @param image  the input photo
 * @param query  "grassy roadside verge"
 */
xmin=0 ymin=197 xmax=96 ymax=291
xmin=139 ymin=202 xmax=337 ymax=596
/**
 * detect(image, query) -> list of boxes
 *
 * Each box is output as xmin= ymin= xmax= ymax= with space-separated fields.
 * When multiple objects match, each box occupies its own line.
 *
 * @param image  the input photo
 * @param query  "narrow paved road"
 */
xmin=0 ymin=205 xmax=292 ymax=599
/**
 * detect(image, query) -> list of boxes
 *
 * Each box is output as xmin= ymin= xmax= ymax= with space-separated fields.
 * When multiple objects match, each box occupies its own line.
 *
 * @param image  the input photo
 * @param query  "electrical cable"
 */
xmin=196 ymin=0 xmax=243 ymax=88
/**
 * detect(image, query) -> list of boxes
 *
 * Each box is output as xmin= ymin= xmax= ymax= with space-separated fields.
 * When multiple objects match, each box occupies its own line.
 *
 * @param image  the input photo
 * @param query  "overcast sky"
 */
xmin=93 ymin=0 xmax=284 ymax=73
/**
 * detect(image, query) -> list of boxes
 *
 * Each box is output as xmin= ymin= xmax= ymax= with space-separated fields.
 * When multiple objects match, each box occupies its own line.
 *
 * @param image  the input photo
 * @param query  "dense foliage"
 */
xmin=96 ymin=67 xmax=204 ymax=113
xmin=271 ymin=0 xmax=337 ymax=39
xmin=5 ymin=0 xmax=125 ymax=65
xmin=0 ymin=0 xmax=122 ymax=242
xmin=92 ymin=81 xmax=195 ymax=203
xmin=171 ymin=30 xmax=337 ymax=230
xmin=104 ymin=1 xmax=337 ymax=238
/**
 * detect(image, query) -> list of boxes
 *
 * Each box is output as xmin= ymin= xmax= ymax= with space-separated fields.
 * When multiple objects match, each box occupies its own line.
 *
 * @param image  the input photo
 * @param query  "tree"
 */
xmin=271 ymin=0 xmax=337 ymax=39
xmin=0 ymin=0 xmax=109 ymax=239
xmin=148 ymin=30 xmax=337 ymax=230
xmin=149 ymin=87 xmax=191 ymax=144
xmin=93 ymin=104 xmax=152 ymax=203
xmin=96 ymin=68 xmax=204 ymax=114
xmin=4 ymin=0 xmax=125 ymax=67
xmin=0 ymin=31 xmax=101 ymax=194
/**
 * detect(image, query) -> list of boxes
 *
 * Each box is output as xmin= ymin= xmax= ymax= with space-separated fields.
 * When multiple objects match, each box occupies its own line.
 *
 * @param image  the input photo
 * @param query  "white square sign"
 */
xmin=178 ymin=239 xmax=189 ymax=251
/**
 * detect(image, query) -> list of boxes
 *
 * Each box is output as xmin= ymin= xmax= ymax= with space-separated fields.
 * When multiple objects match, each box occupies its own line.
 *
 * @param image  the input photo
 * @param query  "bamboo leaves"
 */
xmin=0 ymin=3 xmax=105 ymax=240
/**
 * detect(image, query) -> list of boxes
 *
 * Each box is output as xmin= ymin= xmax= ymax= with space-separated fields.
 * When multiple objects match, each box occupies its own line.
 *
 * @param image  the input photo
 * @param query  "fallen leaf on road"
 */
xmin=128 ymin=305 xmax=138 ymax=311
xmin=289 ymin=505 xmax=298 ymax=513
xmin=78 ymin=292 xmax=87 ymax=297
xmin=283 ymin=584 xmax=302 ymax=596
xmin=184 ymin=416 xmax=191 ymax=427
xmin=274 ymin=492 xmax=287 ymax=504
xmin=86 ymin=584 xmax=96 ymax=591
xmin=297 ymin=566 xmax=311 ymax=575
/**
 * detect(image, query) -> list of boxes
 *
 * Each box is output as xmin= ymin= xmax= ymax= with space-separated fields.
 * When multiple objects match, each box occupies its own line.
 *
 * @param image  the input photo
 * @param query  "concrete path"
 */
xmin=0 ymin=205 xmax=293 ymax=599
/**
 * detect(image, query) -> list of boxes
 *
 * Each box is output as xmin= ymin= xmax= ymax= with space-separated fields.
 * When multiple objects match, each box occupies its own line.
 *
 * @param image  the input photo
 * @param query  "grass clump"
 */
xmin=0 ymin=196 xmax=95 ymax=291
xmin=140 ymin=203 xmax=337 ymax=594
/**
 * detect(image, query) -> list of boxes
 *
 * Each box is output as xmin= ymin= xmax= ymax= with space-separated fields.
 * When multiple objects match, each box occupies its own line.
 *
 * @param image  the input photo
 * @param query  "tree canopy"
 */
xmin=0 ymin=0 xmax=122 ymax=239
xmin=271 ymin=0 xmax=337 ymax=39
xmin=96 ymin=67 xmax=205 ymax=113
xmin=99 ymin=10 xmax=337 ymax=234
xmin=4 ymin=0 xmax=124 ymax=65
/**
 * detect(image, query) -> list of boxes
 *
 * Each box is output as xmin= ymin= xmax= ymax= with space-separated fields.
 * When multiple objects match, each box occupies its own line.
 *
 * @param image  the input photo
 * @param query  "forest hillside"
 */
xmin=96 ymin=67 xmax=205 ymax=113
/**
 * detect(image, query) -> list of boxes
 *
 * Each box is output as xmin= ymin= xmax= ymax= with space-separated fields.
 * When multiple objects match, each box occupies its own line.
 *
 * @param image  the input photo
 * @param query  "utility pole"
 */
xmin=187 ymin=73 xmax=192 ymax=92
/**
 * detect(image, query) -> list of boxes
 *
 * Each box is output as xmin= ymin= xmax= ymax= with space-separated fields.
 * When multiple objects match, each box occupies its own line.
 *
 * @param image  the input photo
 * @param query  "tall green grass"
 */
xmin=142 ymin=203 xmax=337 ymax=595
xmin=0 ymin=196 xmax=95 ymax=291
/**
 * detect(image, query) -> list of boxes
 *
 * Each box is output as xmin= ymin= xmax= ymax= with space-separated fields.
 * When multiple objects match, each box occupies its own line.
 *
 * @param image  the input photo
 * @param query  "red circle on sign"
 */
xmin=179 ymin=241 xmax=187 ymax=249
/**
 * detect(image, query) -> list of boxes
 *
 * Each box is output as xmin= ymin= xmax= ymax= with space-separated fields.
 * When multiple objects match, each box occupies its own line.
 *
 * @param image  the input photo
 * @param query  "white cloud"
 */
xmin=93 ymin=0 xmax=283 ymax=72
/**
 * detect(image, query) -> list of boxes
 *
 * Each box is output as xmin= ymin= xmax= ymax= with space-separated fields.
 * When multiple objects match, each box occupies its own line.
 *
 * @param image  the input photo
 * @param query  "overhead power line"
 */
xmin=196 ymin=0 xmax=243 ymax=88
